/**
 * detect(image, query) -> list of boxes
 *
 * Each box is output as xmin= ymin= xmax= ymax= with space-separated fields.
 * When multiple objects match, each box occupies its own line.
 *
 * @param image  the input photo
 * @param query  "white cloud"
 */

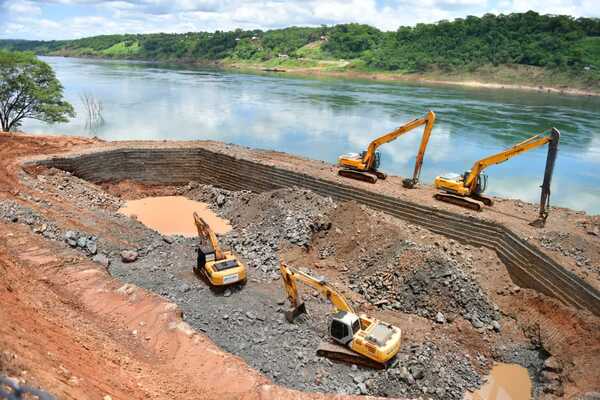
xmin=7 ymin=0 xmax=42 ymax=15
xmin=1 ymin=0 xmax=598 ymax=40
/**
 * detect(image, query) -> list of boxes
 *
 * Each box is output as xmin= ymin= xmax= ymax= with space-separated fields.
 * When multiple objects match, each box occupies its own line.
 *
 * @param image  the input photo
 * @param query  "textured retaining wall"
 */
xmin=33 ymin=147 xmax=600 ymax=317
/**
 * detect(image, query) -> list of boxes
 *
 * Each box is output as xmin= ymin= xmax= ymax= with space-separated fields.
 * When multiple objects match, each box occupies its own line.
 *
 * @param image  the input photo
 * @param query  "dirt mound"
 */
xmin=187 ymin=184 xmax=335 ymax=276
xmin=358 ymin=252 xmax=500 ymax=327
xmin=309 ymin=201 xmax=410 ymax=273
xmin=372 ymin=341 xmax=484 ymax=399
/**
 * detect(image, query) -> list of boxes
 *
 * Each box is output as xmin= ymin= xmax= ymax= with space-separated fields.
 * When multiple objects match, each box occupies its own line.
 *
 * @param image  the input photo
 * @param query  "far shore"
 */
xmin=41 ymin=54 xmax=600 ymax=97
xmin=225 ymin=62 xmax=600 ymax=97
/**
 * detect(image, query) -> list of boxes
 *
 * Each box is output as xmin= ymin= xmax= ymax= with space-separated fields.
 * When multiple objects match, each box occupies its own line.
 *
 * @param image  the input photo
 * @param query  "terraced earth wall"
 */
xmin=31 ymin=147 xmax=600 ymax=317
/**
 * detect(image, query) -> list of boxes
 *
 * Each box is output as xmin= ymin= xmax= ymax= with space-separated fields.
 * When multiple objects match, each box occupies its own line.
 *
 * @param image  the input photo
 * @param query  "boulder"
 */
xmin=120 ymin=250 xmax=138 ymax=263
xmin=92 ymin=254 xmax=110 ymax=268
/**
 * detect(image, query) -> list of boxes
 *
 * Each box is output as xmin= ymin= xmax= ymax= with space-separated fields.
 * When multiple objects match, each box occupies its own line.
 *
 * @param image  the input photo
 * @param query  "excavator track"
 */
xmin=434 ymin=193 xmax=482 ymax=211
xmin=471 ymin=194 xmax=493 ymax=206
xmin=316 ymin=341 xmax=386 ymax=370
xmin=338 ymin=169 xmax=378 ymax=184
xmin=373 ymin=171 xmax=387 ymax=180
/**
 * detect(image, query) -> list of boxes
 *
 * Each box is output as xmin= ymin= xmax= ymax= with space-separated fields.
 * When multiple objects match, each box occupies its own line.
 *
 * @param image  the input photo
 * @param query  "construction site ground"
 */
xmin=1 ymin=131 xmax=599 ymax=400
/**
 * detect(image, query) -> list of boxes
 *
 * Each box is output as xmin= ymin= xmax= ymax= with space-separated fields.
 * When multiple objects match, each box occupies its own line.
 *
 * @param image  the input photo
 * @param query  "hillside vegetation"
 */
xmin=2 ymin=11 xmax=599 ymax=90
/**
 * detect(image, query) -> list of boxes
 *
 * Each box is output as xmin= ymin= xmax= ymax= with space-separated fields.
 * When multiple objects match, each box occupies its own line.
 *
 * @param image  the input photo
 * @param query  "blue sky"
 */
xmin=0 ymin=0 xmax=598 ymax=40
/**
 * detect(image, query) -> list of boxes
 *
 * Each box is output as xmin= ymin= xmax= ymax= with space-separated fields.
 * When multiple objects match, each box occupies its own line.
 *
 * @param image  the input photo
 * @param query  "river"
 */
xmin=22 ymin=56 xmax=600 ymax=214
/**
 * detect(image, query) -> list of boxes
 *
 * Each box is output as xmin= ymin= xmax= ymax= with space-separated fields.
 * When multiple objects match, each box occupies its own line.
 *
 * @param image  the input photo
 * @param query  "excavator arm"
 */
xmin=464 ymin=128 xmax=560 ymax=194
xmin=363 ymin=111 xmax=436 ymax=175
xmin=279 ymin=263 xmax=355 ymax=322
xmin=536 ymin=128 xmax=560 ymax=225
xmin=193 ymin=212 xmax=224 ymax=260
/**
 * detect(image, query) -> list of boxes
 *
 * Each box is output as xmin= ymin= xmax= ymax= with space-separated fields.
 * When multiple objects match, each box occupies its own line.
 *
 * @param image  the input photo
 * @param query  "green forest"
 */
xmin=2 ymin=11 xmax=599 ymax=87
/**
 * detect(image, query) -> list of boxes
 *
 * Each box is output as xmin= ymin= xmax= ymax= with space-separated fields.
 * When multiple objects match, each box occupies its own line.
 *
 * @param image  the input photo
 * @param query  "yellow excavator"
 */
xmin=337 ymin=111 xmax=436 ymax=186
xmin=279 ymin=263 xmax=402 ymax=369
xmin=434 ymin=128 xmax=560 ymax=225
xmin=193 ymin=212 xmax=247 ymax=286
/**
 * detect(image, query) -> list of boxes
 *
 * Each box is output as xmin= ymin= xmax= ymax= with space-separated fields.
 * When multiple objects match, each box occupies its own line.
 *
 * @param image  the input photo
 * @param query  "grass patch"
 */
xmin=100 ymin=41 xmax=141 ymax=57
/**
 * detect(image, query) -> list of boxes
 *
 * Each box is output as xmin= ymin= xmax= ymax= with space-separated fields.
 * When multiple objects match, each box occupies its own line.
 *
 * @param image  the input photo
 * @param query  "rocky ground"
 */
xmin=1 ymin=133 xmax=599 ymax=400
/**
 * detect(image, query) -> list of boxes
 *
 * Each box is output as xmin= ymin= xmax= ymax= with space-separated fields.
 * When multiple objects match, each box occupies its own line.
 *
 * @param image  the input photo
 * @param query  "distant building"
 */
xmin=251 ymin=36 xmax=258 ymax=41
xmin=278 ymin=54 xmax=289 ymax=59
xmin=320 ymin=35 xmax=328 ymax=41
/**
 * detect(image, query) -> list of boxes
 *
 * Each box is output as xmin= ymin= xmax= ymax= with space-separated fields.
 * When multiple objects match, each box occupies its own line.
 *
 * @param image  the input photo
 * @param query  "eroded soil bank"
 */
xmin=1 ymin=132 xmax=599 ymax=400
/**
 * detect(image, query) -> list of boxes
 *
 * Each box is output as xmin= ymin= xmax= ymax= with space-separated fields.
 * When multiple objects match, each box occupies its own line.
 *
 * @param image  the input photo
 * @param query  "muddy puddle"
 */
xmin=118 ymin=196 xmax=231 ymax=237
xmin=465 ymin=363 xmax=532 ymax=400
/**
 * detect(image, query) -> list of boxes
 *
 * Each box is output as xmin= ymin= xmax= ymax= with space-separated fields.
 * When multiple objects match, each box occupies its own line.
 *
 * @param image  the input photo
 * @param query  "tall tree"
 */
xmin=0 ymin=50 xmax=74 ymax=132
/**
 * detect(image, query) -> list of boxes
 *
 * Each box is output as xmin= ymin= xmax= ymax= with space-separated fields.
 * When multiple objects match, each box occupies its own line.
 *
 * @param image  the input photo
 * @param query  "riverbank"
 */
xmin=224 ymin=60 xmax=600 ymax=97
xmin=28 ymin=51 xmax=600 ymax=97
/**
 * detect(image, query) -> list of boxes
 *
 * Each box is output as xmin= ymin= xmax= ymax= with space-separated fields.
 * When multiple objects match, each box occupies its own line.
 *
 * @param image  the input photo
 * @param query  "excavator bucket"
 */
xmin=284 ymin=302 xmax=307 ymax=323
xmin=401 ymin=178 xmax=417 ymax=189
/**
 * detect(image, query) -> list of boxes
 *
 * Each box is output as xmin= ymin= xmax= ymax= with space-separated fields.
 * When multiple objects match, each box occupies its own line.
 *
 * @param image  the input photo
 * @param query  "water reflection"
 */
xmin=23 ymin=57 xmax=600 ymax=214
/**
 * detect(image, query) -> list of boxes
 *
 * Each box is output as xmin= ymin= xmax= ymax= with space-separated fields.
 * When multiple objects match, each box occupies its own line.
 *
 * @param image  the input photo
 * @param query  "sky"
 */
xmin=0 ymin=0 xmax=598 ymax=41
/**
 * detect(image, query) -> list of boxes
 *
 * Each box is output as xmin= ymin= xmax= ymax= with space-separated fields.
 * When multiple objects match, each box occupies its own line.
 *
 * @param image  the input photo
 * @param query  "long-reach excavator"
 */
xmin=279 ymin=263 xmax=402 ymax=369
xmin=337 ymin=111 xmax=436 ymax=186
xmin=193 ymin=212 xmax=247 ymax=286
xmin=434 ymin=128 xmax=560 ymax=225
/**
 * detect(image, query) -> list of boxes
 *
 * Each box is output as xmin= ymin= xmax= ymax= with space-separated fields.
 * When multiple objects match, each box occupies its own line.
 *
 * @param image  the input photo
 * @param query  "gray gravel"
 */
xmin=352 ymin=249 xmax=501 ymax=329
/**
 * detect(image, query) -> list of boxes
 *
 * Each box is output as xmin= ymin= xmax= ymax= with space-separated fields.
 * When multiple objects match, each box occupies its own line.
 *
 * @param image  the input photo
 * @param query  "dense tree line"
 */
xmin=1 ymin=12 xmax=598 ymax=77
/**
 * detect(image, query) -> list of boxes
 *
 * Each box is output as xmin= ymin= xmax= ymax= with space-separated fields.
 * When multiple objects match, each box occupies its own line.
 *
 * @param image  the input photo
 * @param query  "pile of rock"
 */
xmin=354 ymin=251 xmax=500 ymax=329
xmin=63 ymin=230 xmax=98 ymax=255
xmin=187 ymin=184 xmax=335 ymax=276
xmin=0 ymin=200 xmax=61 ymax=240
xmin=540 ymin=356 xmax=564 ymax=397
xmin=31 ymin=168 xmax=121 ymax=210
xmin=183 ymin=182 xmax=251 ymax=209
xmin=539 ymin=231 xmax=592 ymax=269
xmin=366 ymin=341 xmax=484 ymax=399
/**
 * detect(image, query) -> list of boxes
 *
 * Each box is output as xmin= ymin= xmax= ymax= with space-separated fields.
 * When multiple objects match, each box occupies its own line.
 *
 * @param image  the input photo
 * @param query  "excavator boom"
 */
xmin=193 ymin=212 xmax=224 ymax=260
xmin=338 ymin=111 xmax=436 ymax=184
xmin=279 ymin=263 xmax=402 ymax=368
xmin=279 ymin=263 xmax=355 ymax=321
xmin=193 ymin=212 xmax=246 ymax=286
xmin=434 ymin=128 xmax=560 ymax=224
xmin=464 ymin=129 xmax=559 ymax=192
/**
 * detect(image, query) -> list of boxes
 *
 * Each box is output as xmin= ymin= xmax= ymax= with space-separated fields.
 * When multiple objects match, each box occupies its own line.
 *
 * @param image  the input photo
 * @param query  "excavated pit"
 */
xmin=6 ymin=141 xmax=598 ymax=399
xmin=28 ymin=146 xmax=600 ymax=317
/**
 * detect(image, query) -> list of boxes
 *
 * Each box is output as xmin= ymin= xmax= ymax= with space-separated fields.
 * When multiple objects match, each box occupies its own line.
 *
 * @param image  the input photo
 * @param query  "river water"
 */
xmin=23 ymin=57 xmax=600 ymax=214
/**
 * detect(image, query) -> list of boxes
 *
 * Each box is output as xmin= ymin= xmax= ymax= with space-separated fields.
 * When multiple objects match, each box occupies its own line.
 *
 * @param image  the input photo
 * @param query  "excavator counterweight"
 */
xmin=279 ymin=263 xmax=402 ymax=368
xmin=433 ymin=128 xmax=560 ymax=226
xmin=338 ymin=111 xmax=436 ymax=185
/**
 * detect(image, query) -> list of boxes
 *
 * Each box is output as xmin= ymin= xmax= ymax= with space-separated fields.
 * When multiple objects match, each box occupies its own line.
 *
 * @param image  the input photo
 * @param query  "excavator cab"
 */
xmin=462 ymin=171 xmax=487 ymax=195
xmin=474 ymin=173 xmax=488 ymax=195
xmin=361 ymin=150 xmax=381 ymax=170
xmin=330 ymin=311 xmax=361 ymax=346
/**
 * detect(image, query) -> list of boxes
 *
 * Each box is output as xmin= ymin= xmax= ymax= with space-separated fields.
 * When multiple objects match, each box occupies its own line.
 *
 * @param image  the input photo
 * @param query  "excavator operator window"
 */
xmin=331 ymin=319 xmax=349 ymax=341
xmin=351 ymin=318 xmax=360 ymax=334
